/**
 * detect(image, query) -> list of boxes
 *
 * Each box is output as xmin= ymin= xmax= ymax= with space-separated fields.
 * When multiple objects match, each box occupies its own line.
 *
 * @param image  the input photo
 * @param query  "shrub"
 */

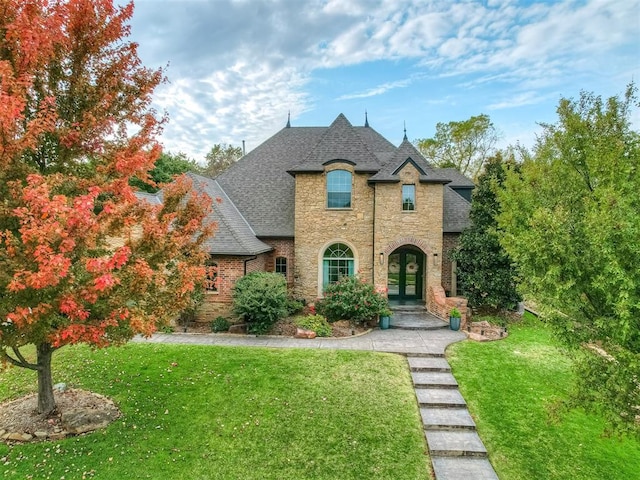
xmin=211 ymin=316 xmax=230 ymax=332
xmin=286 ymin=297 xmax=305 ymax=316
xmin=449 ymin=307 xmax=461 ymax=318
xmin=232 ymin=272 xmax=288 ymax=334
xmin=294 ymin=315 xmax=332 ymax=337
xmin=316 ymin=276 xmax=391 ymax=325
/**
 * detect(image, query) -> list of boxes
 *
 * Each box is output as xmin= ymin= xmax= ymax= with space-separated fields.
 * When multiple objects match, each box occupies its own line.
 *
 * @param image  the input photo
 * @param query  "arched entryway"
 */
xmin=387 ymin=246 xmax=425 ymax=305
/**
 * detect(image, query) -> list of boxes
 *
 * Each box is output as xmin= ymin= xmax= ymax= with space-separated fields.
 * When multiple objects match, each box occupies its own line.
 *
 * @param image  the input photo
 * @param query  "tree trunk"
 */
xmin=36 ymin=343 xmax=56 ymax=415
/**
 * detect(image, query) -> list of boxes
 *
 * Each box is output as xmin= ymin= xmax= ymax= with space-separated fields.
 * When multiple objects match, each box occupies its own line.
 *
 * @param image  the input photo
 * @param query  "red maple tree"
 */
xmin=0 ymin=0 xmax=213 ymax=414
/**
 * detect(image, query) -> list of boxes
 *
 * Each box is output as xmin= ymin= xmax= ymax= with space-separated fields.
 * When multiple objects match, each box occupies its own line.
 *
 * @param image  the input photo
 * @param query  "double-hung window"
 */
xmin=327 ymin=170 xmax=352 ymax=208
xmin=402 ymin=184 xmax=415 ymax=211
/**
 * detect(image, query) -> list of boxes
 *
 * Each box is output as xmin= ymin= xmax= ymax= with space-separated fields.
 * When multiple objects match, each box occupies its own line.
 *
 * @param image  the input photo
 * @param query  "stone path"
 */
xmin=133 ymin=310 xmax=499 ymax=480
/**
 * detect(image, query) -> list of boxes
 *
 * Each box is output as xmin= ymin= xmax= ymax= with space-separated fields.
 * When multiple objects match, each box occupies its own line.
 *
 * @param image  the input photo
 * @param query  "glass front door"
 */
xmin=387 ymin=248 xmax=424 ymax=303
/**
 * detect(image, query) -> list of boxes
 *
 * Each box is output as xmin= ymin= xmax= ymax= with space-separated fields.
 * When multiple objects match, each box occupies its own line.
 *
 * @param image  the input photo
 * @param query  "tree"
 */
xmin=130 ymin=151 xmax=200 ymax=193
xmin=450 ymin=152 xmax=521 ymax=310
xmin=0 ymin=0 xmax=213 ymax=415
xmin=417 ymin=114 xmax=498 ymax=179
xmin=497 ymin=85 xmax=640 ymax=436
xmin=201 ymin=143 xmax=242 ymax=178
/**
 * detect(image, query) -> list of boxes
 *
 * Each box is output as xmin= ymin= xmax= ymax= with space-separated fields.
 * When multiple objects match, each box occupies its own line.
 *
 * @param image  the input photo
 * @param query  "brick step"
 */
xmin=411 ymin=372 xmax=458 ymax=389
xmin=415 ymin=388 xmax=466 ymax=408
xmin=407 ymin=356 xmax=451 ymax=372
xmin=420 ymin=407 xmax=476 ymax=431
xmin=425 ymin=430 xmax=488 ymax=457
xmin=431 ymin=457 xmax=499 ymax=479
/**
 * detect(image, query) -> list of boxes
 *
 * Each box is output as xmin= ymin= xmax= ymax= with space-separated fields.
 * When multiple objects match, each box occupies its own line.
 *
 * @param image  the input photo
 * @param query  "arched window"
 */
xmin=326 ymin=170 xmax=352 ymax=208
xmin=322 ymin=243 xmax=354 ymax=287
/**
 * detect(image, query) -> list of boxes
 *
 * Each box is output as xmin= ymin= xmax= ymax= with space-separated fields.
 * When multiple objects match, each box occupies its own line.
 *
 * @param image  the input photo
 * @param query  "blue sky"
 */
xmin=126 ymin=0 xmax=640 ymax=161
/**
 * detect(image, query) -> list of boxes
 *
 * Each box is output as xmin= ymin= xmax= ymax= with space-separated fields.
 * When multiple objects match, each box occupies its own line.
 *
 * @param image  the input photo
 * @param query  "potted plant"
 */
xmin=379 ymin=307 xmax=392 ymax=330
xmin=449 ymin=307 xmax=462 ymax=331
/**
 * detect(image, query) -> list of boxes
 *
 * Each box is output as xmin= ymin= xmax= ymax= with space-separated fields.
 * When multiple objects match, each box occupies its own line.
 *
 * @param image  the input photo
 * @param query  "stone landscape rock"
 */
xmin=228 ymin=323 xmax=248 ymax=334
xmin=294 ymin=328 xmax=317 ymax=339
xmin=61 ymin=406 xmax=120 ymax=434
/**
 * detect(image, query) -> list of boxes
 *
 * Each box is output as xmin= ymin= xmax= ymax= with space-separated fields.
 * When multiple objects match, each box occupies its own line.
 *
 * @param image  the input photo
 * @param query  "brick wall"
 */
xmin=197 ymin=255 xmax=246 ymax=322
xmin=262 ymin=238 xmax=295 ymax=287
xmin=442 ymin=233 xmax=460 ymax=295
xmin=427 ymin=285 xmax=468 ymax=329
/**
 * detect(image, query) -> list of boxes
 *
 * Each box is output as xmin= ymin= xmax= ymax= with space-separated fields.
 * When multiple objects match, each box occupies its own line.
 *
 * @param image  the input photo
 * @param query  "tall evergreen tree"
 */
xmin=451 ymin=152 xmax=521 ymax=310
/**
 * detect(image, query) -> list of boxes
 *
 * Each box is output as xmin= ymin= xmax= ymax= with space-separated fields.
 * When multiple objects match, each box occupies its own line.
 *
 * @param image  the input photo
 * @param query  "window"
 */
xmin=322 ymin=243 xmax=354 ymax=287
xmin=204 ymin=260 xmax=218 ymax=293
xmin=327 ymin=170 xmax=352 ymax=208
xmin=402 ymin=184 xmax=415 ymax=211
xmin=275 ymin=256 xmax=287 ymax=277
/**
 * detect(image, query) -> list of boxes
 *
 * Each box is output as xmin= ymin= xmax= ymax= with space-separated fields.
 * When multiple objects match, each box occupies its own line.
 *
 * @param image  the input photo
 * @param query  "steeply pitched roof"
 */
xmin=438 ymin=168 xmax=476 ymax=187
xmin=369 ymin=138 xmax=451 ymax=184
xmin=186 ymin=173 xmax=272 ymax=256
xmin=287 ymin=114 xmax=383 ymax=174
xmin=213 ymin=113 xmax=472 ymax=240
xmin=443 ymin=187 xmax=472 ymax=232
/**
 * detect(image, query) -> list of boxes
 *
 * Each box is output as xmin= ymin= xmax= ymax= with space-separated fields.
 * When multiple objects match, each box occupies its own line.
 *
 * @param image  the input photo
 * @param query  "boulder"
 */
xmin=228 ymin=323 xmax=248 ymax=334
xmin=61 ymin=407 xmax=119 ymax=434
xmin=294 ymin=328 xmax=316 ymax=339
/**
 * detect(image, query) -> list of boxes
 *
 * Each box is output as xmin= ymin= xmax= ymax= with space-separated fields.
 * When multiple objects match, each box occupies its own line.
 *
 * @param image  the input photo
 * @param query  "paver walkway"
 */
xmin=133 ymin=309 xmax=499 ymax=480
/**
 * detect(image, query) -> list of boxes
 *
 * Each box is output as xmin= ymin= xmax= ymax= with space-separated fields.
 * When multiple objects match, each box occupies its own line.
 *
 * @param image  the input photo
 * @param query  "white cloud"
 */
xmin=125 ymin=0 xmax=639 ymax=158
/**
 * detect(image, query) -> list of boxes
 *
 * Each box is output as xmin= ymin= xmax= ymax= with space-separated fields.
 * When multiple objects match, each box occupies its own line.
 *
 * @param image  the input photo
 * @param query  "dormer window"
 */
xmin=402 ymin=184 xmax=415 ymax=211
xmin=327 ymin=170 xmax=352 ymax=208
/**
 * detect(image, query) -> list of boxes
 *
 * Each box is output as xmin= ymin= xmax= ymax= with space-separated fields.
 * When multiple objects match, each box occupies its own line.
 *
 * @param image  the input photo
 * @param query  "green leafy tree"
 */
xmin=497 ymin=85 xmax=640 ymax=436
xmin=451 ymin=152 xmax=521 ymax=310
xmin=417 ymin=114 xmax=498 ymax=179
xmin=201 ymin=143 xmax=242 ymax=178
xmin=130 ymin=151 xmax=200 ymax=193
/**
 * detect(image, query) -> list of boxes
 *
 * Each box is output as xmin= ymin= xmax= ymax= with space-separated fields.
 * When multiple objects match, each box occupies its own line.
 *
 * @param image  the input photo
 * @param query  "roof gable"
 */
xmin=288 ymin=114 xmax=382 ymax=173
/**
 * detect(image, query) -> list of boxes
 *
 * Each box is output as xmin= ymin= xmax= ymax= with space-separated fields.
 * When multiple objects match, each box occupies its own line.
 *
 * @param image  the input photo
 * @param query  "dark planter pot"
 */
xmin=449 ymin=316 xmax=461 ymax=331
xmin=379 ymin=316 xmax=390 ymax=330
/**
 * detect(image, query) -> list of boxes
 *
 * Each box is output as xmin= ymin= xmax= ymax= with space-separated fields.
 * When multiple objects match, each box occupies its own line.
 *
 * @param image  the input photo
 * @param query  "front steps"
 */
xmin=408 ymin=355 xmax=499 ymax=480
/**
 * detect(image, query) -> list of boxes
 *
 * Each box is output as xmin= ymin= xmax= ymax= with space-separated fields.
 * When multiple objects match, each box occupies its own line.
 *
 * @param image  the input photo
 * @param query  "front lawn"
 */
xmin=447 ymin=314 xmax=640 ymax=480
xmin=0 ymin=344 xmax=429 ymax=479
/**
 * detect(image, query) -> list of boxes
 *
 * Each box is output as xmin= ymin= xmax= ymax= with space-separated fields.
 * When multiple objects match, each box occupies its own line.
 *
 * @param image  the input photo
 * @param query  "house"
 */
xmin=156 ymin=113 xmax=473 ymax=321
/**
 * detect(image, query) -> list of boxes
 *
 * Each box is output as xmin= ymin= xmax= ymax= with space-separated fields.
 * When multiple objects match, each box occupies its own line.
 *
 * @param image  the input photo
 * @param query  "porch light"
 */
xmin=379 ymin=252 xmax=384 ymax=265
xmin=433 ymin=253 xmax=439 ymax=266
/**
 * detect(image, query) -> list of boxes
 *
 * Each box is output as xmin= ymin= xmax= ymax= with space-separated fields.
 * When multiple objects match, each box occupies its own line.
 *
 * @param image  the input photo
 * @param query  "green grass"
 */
xmin=1 ymin=344 xmax=429 ymax=479
xmin=447 ymin=314 xmax=640 ymax=480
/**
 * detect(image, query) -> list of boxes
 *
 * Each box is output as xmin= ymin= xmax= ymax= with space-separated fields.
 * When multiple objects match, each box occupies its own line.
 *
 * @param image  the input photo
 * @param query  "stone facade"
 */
xmin=373 ymin=163 xmax=444 ymax=302
xmin=294 ymin=163 xmax=375 ymax=300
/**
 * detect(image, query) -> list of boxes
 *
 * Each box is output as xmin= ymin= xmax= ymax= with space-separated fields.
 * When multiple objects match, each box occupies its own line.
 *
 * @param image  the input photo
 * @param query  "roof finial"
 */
xmin=403 ymin=121 xmax=408 ymax=141
xmin=364 ymin=110 xmax=369 ymax=127
xmin=286 ymin=111 xmax=291 ymax=128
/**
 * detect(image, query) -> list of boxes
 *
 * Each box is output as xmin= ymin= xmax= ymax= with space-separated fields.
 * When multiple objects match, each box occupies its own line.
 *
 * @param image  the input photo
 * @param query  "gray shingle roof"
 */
xmin=438 ymin=168 xmax=475 ymax=187
xmin=288 ymin=114 xmax=384 ymax=173
xmin=369 ymin=138 xmax=451 ymax=184
xmin=187 ymin=173 xmax=272 ymax=256
xmin=443 ymin=187 xmax=472 ymax=232
xmin=213 ymin=113 xmax=472 ymax=239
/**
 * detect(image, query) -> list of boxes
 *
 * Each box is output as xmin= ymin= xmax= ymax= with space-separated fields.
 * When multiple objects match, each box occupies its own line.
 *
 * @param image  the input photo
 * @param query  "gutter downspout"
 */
xmin=244 ymin=255 xmax=258 ymax=275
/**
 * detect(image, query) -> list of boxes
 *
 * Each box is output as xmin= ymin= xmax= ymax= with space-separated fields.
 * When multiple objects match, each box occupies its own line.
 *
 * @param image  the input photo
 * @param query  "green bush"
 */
xmin=286 ymin=297 xmax=305 ymax=316
xmin=232 ymin=272 xmax=289 ymax=334
xmin=315 ymin=276 xmax=391 ymax=325
xmin=294 ymin=315 xmax=332 ymax=337
xmin=211 ymin=316 xmax=230 ymax=332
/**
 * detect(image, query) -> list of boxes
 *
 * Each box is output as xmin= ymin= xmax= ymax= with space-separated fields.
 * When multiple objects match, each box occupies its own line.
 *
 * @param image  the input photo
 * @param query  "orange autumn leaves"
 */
xmin=0 ymin=1 xmax=214 ymax=351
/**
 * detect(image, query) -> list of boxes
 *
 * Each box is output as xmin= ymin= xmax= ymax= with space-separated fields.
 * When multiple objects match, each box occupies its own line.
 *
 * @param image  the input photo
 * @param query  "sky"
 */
xmin=125 ymin=0 xmax=640 ymax=161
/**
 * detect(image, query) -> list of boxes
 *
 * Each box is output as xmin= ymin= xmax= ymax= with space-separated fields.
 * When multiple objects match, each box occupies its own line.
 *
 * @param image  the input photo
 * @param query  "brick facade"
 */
xmin=442 ymin=233 xmax=460 ymax=296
